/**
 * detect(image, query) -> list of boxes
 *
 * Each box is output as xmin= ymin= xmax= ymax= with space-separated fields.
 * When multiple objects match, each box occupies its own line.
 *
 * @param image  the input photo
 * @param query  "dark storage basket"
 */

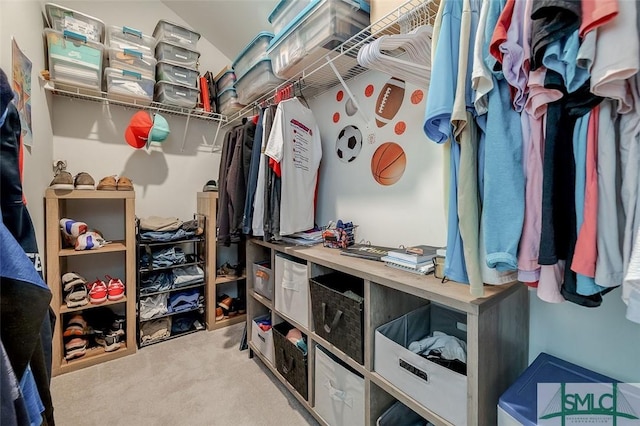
xmin=272 ymin=322 xmax=308 ymax=400
xmin=309 ymin=272 xmax=364 ymax=364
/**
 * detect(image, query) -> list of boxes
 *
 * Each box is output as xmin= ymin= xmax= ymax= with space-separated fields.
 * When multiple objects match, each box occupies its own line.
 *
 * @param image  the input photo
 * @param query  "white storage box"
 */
xmin=154 ymin=80 xmax=199 ymax=108
xmin=155 ymin=41 xmax=200 ymax=70
xmin=217 ymin=88 xmax=245 ymax=116
xmin=251 ymin=314 xmax=275 ymax=366
xmin=108 ymin=48 xmax=156 ymax=80
xmin=153 ymin=19 xmax=201 ymax=49
xmin=104 ymin=67 xmax=154 ymax=104
xmin=377 ymin=401 xmax=432 ymax=426
xmin=314 ymin=345 xmax=365 ymax=426
xmin=253 ymin=261 xmax=274 ymax=300
xmin=232 ymin=32 xmax=275 ymax=81
xmin=215 ymin=70 xmax=236 ymax=94
xmin=268 ymin=0 xmax=313 ymax=35
xmin=274 ymin=253 xmax=308 ymax=328
xmin=267 ymin=0 xmax=370 ymax=79
xmin=44 ymin=29 xmax=104 ymax=92
xmin=106 ymin=25 xmax=156 ymax=53
xmin=234 ymin=59 xmax=284 ymax=105
xmin=374 ymin=303 xmax=468 ymax=426
xmin=156 ymin=61 xmax=198 ymax=88
xmin=45 ymin=3 xmax=105 ymax=43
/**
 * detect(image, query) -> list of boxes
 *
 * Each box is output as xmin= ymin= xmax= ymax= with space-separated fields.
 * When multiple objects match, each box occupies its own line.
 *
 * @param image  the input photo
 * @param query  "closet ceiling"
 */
xmin=162 ymin=0 xmax=279 ymax=60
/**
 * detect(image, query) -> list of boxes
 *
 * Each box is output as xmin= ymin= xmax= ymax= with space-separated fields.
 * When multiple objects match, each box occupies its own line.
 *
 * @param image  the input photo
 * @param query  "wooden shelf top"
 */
xmin=60 ymin=296 xmax=127 ymax=314
xmin=59 ymin=343 xmax=132 ymax=374
xmin=197 ymin=191 xmax=219 ymax=200
xmin=209 ymin=314 xmax=246 ymax=330
xmin=250 ymin=291 xmax=273 ymax=310
xmin=215 ymin=274 xmax=246 ymax=284
xmin=45 ymin=188 xmax=135 ymax=199
xmin=58 ymin=242 xmax=127 ymax=257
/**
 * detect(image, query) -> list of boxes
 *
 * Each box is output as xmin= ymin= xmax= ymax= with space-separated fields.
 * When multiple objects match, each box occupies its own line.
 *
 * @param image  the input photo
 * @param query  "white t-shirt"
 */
xmin=264 ymin=98 xmax=322 ymax=236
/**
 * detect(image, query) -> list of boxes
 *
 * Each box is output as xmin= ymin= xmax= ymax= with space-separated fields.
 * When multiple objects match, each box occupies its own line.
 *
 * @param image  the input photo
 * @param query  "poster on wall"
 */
xmin=11 ymin=37 xmax=33 ymax=147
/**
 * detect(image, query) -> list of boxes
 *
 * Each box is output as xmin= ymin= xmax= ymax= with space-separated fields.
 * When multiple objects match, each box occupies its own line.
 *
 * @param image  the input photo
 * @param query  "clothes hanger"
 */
xmin=295 ymin=79 xmax=310 ymax=108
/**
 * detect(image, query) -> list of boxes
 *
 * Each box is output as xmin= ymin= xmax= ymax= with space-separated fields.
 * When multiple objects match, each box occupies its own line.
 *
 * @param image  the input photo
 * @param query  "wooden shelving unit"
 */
xmin=45 ymin=189 xmax=137 ymax=376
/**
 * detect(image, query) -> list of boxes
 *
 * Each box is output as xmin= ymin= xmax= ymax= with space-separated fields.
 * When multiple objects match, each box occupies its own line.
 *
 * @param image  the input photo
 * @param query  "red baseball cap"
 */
xmin=124 ymin=111 xmax=153 ymax=149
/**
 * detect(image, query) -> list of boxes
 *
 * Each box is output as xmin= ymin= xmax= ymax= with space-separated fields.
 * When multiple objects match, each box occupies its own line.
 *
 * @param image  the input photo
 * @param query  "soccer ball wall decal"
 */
xmin=335 ymin=125 xmax=363 ymax=163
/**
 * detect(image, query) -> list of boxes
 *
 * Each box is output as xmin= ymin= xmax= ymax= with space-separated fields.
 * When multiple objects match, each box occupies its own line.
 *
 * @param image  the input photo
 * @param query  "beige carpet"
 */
xmin=51 ymin=323 xmax=318 ymax=426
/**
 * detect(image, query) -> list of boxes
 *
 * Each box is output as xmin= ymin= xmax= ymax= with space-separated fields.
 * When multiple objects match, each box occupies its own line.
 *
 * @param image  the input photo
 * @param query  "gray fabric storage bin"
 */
xmin=253 ymin=261 xmax=274 ymax=300
xmin=377 ymin=401 xmax=432 ymax=426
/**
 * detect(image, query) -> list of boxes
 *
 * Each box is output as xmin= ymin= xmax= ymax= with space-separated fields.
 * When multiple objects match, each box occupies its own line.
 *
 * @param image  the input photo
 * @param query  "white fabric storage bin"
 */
xmin=108 ymin=48 xmax=156 ymax=80
xmin=253 ymin=261 xmax=274 ymax=300
xmin=153 ymin=19 xmax=201 ymax=49
xmin=374 ymin=303 xmax=468 ymax=426
xmin=155 ymin=41 xmax=200 ymax=70
xmin=45 ymin=3 xmax=105 ymax=43
xmin=267 ymin=0 xmax=370 ymax=79
xmin=154 ymin=81 xmax=199 ymax=108
xmin=252 ymin=314 xmax=275 ymax=366
xmin=314 ymin=345 xmax=365 ymax=426
xmin=274 ymin=253 xmax=309 ymax=328
xmin=106 ymin=25 xmax=156 ymax=53
xmin=156 ymin=61 xmax=198 ymax=88
xmin=104 ymin=67 xmax=154 ymax=104
xmin=232 ymin=32 xmax=274 ymax=81
xmin=234 ymin=59 xmax=284 ymax=105
xmin=268 ymin=0 xmax=313 ymax=35
xmin=44 ymin=29 xmax=104 ymax=93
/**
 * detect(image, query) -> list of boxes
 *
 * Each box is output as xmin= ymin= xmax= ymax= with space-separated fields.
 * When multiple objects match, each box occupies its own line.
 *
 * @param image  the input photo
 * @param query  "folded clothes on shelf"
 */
xmin=168 ymin=289 xmax=201 ymax=313
xmin=140 ymin=294 xmax=168 ymax=319
xmin=172 ymin=265 xmax=204 ymax=287
xmin=141 ymin=246 xmax=187 ymax=268
xmin=141 ymin=318 xmax=172 ymax=343
xmin=139 ymin=228 xmax=195 ymax=242
xmin=140 ymin=271 xmax=174 ymax=295
xmin=139 ymin=216 xmax=183 ymax=232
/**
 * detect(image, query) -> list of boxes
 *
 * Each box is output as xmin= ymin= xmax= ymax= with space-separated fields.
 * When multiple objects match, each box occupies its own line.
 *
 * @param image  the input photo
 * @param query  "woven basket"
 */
xmin=272 ymin=322 xmax=308 ymax=400
xmin=309 ymin=272 xmax=364 ymax=364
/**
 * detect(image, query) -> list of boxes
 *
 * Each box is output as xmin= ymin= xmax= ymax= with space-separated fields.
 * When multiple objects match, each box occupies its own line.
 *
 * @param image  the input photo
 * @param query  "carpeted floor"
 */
xmin=51 ymin=323 xmax=318 ymax=426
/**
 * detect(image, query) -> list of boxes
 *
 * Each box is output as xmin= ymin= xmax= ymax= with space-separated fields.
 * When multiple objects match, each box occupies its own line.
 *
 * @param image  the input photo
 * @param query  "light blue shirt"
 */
xmin=543 ymin=30 xmax=590 ymax=94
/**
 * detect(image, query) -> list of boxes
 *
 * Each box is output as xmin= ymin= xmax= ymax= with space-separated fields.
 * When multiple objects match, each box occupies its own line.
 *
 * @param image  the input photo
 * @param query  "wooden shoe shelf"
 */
xmin=45 ymin=189 xmax=137 ymax=376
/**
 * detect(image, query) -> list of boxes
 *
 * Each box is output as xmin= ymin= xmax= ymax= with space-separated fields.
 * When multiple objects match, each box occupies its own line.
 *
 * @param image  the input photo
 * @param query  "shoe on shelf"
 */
xmin=64 ymin=283 xmax=89 ymax=308
xmin=235 ymin=297 xmax=246 ymax=315
xmin=49 ymin=170 xmax=74 ymax=190
xmin=227 ymin=299 xmax=238 ymax=318
xmin=110 ymin=317 xmax=126 ymax=337
xmin=61 ymin=272 xmax=87 ymax=291
xmin=64 ymin=337 xmax=88 ymax=360
xmin=105 ymin=275 xmax=125 ymax=301
xmin=116 ymin=176 xmax=133 ymax=191
xmin=63 ymin=314 xmax=88 ymax=338
xmin=203 ymin=180 xmax=218 ymax=192
xmin=94 ymin=330 xmax=121 ymax=352
xmin=218 ymin=295 xmax=233 ymax=311
xmin=60 ymin=218 xmax=87 ymax=243
xmin=88 ymin=279 xmax=108 ymax=304
xmin=75 ymin=231 xmax=108 ymax=251
xmin=216 ymin=262 xmax=234 ymax=277
xmin=215 ymin=307 xmax=225 ymax=321
xmin=74 ymin=172 xmax=95 ymax=190
xmin=97 ymin=176 xmax=117 ymax=191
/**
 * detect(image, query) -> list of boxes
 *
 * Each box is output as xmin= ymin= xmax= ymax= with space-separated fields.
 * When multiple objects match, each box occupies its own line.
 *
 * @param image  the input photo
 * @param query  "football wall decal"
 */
xmin=335 ymin=125 xmax=363 ymax=163
xmin=375 ymin=77 xmax=405 ymax=128
xmin=371 ymin=142 xmax=406 ymax=185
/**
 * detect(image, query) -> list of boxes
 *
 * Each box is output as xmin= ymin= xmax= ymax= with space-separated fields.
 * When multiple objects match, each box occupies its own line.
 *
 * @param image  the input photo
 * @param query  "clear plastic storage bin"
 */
xmin=44 ymin=29 xmax=105 ymax=92
xmin=108 ymin=48 xmax=157 ymax=80
xmin=156 ymin=61 xmax=198 ymax=88
xmin=155 ymin=80 xmax=199 ymax=108
xmin=153 ymin=19 xmax=201 ymax=49
xmin=234 ymin=59 xmax=284 ymax=105
xmin=105 ymin=25 xmax=156 ymax=53
xmin=215 ymin=70 xmax=236 ymax=94
xmin=45 ymin=3 xmax=105 ymax=43
xmin=267 ymin=0 xmax=370 ymax=79
xmin=232 ymin=32 xmax=274 ymax=81
xmin=104 ymin=67 xmax=154 ymax=104
xmin=268 ymin=0 xmax=313 ymax=35
xmin=216 ymin=88 xmax=245 ymax=116
xmin=155 ymin=41 xmax=200 ymax=70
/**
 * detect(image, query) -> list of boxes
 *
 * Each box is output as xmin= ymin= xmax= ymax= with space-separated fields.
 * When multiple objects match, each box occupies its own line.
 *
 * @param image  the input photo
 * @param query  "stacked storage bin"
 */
xmin=232 ymin=32 xmax=284 ymax=106
xmin=104 ymin=25 xmax=157 ymax=104
xmin=152 ymin=20 xmax=201 ymax=108
xmin=214 ymin=68 xmax=243 ymax=116
xmin=43 ymin=3 xmax=106 ymax=94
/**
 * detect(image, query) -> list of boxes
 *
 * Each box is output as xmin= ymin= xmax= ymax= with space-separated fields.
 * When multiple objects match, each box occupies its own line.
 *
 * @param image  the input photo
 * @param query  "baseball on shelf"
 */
xmin=374 ymin=77 xmax=405 ymax=128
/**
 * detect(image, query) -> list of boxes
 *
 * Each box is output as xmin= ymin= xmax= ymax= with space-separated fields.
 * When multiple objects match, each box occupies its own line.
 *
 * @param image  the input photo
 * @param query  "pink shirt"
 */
xmin=580 ymin=0 xmax=618 ymax=37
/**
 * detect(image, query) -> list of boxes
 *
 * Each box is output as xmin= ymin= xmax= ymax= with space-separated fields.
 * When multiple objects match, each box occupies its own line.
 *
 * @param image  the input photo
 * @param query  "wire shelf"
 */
xmin=226 ymin=0 xmax=440 ymax=125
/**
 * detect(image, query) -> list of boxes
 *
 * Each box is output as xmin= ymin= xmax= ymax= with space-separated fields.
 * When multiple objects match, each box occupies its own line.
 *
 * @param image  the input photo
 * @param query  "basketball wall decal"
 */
xmin=371 ymin=142 xmax=406 ymax=185
xmin=336 ymin=125 xmax=363 ymax=163
xmin=375 ymin=77 xmax=405 ymax=128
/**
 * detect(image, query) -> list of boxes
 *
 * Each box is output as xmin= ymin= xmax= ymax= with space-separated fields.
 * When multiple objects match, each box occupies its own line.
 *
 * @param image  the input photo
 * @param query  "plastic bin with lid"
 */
xmin=215 ymin=70 xmax=236 ymax=94
xmin=232 ymin=32 xmax=274 ymax=81
xmin=104 ymin=67 xmax=154 ymax=104
xmin=153 ymin=19 xmax=201 ymax=49
xmin=267 ymin=0 xmax=370 ymax=79
xmin=155 ymin=80 xmax=199 ymax=108
xmin=108 ymin=48 xmax=157 ymax=80
xmin=156 ymin=61 xmax=198 ymax=88
xmin=216 ymin=88 xmax=245 ymax=116
xmin=268 ymin=0 xmax=313 ymax=35
xmin=106 ymin=25 xmax=156 ymax=53
xmin=234 ymin=59 xmax=284 ymax=105
xmin=155 ymin=41 xmax=200 ymax=70
xmin=45 ymin=3 xmax=105 ymax=43
xmin=44 ymin=29 xmax=105 ymax=92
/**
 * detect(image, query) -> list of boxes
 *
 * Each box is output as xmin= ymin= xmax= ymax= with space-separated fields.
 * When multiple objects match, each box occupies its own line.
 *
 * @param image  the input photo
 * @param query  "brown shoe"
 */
xmin=215 ymin=307 xmax=225 ymax=321
xmin=116 ymin=176 xmax=133 ymax=191
xmin=218 ymin=296 xmax=233 ymax=310
xmin=97 ymin=176 xmax=117 ymax=191
xmin=49 ymin=171 xmax=74 ymax=190
xmin=74 ymin=172 xmax=95 ymax=190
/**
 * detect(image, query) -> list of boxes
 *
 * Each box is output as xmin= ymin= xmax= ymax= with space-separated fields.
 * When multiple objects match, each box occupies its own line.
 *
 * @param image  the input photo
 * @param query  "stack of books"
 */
xmin=381 ymin=245 xmax=439 ymax=275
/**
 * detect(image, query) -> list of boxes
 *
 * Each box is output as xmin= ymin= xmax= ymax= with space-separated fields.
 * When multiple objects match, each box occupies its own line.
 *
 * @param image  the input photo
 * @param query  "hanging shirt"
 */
xmin=252 ymin=106 xmax=276 ymax=237
xmin=530 ymin=0 xmax=582 ymax=71
xmin=580 ymin=0 xmax=618 ymax=37
xmin=472 ymin=0 xmax=492 ymax=115
xmin=243 ymin=109 xmax=265 ymax=234
xmin=264 ymin=98 xmax=321 ymax=236
xmin=542 ymin=31 xmax=590 ymax=94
